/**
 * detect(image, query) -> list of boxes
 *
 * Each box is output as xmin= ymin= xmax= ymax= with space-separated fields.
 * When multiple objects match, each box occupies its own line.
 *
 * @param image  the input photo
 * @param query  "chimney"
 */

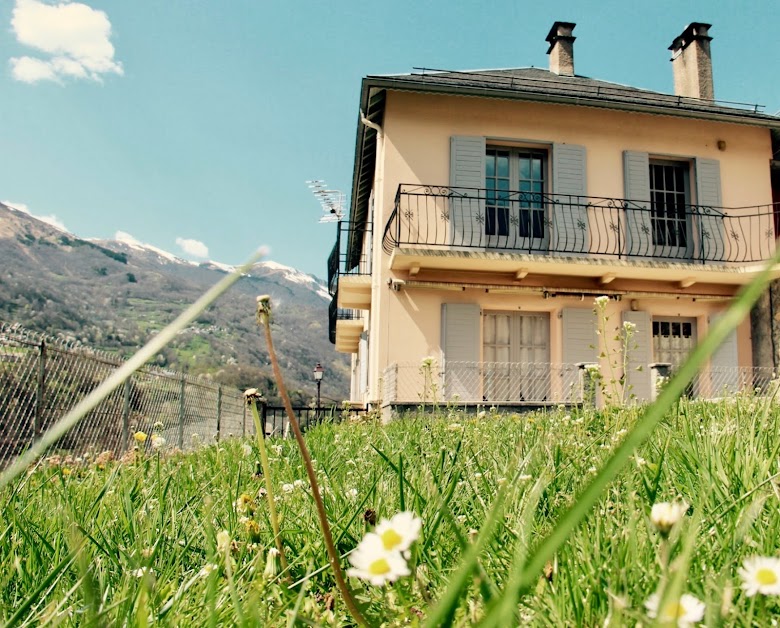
xmin=546 ymin=21 xmax=576 ymax=76
xmin=669 ymin=22 xmax=714 ymax=100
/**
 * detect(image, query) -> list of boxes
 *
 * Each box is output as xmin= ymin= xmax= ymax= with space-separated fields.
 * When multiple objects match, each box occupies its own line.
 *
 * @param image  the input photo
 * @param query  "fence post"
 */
xmin=216 ymin=386 xmax=223 ymax=440
xmin=178 ymin=375 xmax=185 ymax=449
xmin=260 ymin=399 xmax=268 ymax=438
xmin=122 ymin=378 xmax=131 ymax=450
xmin=34 ymin=340 xmax=46 ymax=437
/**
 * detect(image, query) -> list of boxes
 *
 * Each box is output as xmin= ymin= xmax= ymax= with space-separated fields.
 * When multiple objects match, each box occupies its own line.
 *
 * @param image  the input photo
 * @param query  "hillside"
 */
xmin=0 ymin=202 xmax=348 ymax=404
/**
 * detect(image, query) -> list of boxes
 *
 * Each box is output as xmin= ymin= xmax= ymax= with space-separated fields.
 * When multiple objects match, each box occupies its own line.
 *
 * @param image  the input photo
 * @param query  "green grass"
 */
xmin=3 ymin=398 xmax=780 ymax=625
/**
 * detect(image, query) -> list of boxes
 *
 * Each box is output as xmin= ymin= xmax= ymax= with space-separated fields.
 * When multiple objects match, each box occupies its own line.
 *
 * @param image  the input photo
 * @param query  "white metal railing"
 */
xmin=380 ymin=361 xmax=777 ymax=406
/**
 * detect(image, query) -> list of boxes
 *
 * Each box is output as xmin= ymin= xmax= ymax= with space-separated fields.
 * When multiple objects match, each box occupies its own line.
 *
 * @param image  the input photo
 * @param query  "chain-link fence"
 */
xmin=0 ymin=322 xmax=249 ymax=466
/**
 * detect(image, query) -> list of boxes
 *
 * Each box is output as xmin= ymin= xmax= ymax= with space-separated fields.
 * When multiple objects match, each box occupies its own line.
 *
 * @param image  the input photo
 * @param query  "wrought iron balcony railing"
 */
xmin=328 ymin=292 xmax=362 ymax=345
xmin=327 ymin=221 xmax=372 ymax=297
xmin=382 ymin=184 xmax=779 ymax=264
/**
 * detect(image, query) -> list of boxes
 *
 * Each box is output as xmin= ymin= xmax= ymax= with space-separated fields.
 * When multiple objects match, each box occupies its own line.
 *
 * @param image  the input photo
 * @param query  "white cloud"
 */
xmin=3 ymin=199 xmax=68 ymax=231
xmin=176 ymin=237 xmax=209 ymax=259
xmin=9 ymin=0 xmax=123 ymax=84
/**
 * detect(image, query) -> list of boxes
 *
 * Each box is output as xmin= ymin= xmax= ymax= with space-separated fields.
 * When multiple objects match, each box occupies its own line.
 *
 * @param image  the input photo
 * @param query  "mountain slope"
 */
xmin=0 ymin=202 xmax=348 ymax=403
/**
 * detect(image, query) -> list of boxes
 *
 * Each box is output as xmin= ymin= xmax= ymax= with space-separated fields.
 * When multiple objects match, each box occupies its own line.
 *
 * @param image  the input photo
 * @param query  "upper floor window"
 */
xmin=485 ymin=147 xmax=547 ymax=239
xmin=649 ymin=160 xmax=690 ymax=251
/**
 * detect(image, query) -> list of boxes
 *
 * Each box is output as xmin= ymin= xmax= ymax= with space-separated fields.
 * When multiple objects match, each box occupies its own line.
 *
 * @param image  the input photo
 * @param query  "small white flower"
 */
xmin=346 ymin=533 xmax=411 ymax=586
xmin=132 ymin=567 xmax=152 ymax=578
xmin=150 ymin=434 xmax=166 ymax=450
xmin=264 ymin=547 xmax=281 ymax=578
xmin=623 ymin=320 xmax=637 ymax=333
xmin=241 ymin=443 xmax=253 ymax=457
xmin=739 ymin=556 xmax=780 ymax=597
xmin=272 ymin=445 xmax=283 ymax=455
xmin=651 ymin=501 xmax=688 ymax=535
xmin=153 ymin=421 xmax=164 ymax=430
xmin=346 ymin=488 xmax=358 ymax=499
xmin=374 ymin=512 xmax=422 ymax=553
xmin=644 ymin=593 xmax=705 ymax=626
xmin=293 ymin=479 xmax=305 ymax=489
xmin=517 ymin=474 xmax=533 ymax=481
xmin=198 ymin=563 xmax=217 ymax=577
xmin=594 ymin=295 xmax=609 ymax=307
xmin=477 ymin=411 xmax=486 ymax=419
xmin=282 ymin=483 xmax=294 ymax=493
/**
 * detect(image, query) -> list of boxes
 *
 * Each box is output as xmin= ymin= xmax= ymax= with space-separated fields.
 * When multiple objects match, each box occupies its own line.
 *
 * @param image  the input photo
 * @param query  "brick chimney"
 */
xmin=546 ymin=21 xmax=576 ymax=76
xmin=669 ymin=22 xmax=714 ymax=100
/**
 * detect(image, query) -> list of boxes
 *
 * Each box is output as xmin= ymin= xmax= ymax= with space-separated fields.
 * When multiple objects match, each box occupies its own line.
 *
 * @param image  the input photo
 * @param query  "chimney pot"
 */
xmin=546 ymin=21 xmax=576 ymax=76
xmin=669 ymin=22 xmax=714 ymax=100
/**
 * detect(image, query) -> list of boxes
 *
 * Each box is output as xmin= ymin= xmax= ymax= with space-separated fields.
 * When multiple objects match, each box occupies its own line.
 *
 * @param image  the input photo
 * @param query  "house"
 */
xmin=327 ymin=21 xmax=780 ymax=411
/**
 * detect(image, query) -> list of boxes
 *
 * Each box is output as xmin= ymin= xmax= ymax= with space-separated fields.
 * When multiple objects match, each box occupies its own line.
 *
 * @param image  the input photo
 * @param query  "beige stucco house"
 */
xmin=328 ymin=21 xmax=780 ymax=410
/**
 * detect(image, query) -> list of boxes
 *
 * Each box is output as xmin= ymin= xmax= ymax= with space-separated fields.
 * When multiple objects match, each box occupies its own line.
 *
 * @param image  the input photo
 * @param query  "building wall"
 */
xmin=363 ymin=90 xmax=773 ymax=402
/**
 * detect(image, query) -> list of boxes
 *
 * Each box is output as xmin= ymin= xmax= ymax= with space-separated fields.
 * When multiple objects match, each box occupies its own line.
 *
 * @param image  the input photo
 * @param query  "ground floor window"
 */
xmin=482 ymin=312 xmax=549 ymax=401
xmin=652 ymin=317 xmax=696 ymax=369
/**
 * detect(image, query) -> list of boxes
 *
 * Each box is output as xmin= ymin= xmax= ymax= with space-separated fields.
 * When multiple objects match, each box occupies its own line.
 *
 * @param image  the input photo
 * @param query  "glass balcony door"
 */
xmin=485 ymin=148 xmax=549 ymax=252
xmin=650 ymin=161 xmax=693 ymax=259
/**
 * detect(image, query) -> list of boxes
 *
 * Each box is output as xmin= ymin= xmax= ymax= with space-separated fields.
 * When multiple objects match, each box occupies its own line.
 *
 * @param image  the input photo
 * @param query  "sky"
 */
xmin=1 ymin=1 xmax=779 ymax=277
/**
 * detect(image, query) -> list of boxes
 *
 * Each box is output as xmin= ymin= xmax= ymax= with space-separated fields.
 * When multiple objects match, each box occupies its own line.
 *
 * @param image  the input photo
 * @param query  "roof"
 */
xmin=345 ymin=66 xmax=780 ymax=267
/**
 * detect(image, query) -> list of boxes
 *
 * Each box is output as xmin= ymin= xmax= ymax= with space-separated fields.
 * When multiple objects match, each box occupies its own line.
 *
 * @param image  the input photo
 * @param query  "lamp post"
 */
xmin=313 ymin=362 xmax=324 ymax=422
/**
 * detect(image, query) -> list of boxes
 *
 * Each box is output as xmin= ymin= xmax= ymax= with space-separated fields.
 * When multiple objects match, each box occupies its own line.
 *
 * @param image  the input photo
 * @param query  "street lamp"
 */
xmin=313 ymin=363 xmax=324 ymax=421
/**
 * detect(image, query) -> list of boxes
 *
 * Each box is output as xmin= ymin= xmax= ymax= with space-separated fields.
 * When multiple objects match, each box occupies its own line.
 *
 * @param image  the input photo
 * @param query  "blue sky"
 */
xmin=1 ymin=0 xmax=778 ymax=277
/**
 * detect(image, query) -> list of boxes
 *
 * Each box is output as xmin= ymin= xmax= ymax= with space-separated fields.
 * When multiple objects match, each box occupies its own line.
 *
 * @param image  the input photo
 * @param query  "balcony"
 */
xmin=329 ymin=293 xmax=363 ymax=352
xmin=383 ymin=184 xmax=779 ymax=288
xmin=328 ymin=221 xmax=372 ymax=309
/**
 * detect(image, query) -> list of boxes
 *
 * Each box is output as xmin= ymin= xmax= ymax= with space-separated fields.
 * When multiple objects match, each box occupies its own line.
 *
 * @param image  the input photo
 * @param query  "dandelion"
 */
xmin=739 ymin=556 xmax=780 ymax=597
xmin=150 ymin=434 xmax=166 ymax=450
xmin=133 ymin=431 xmax=147 ymax=443
xmin=241 ymin=442 xmax=253 ymax=457
xmin=374 ymin=511 xmax=422 ymax=554
xmin=191 ymin=433 xmax=201 ymax=444
xmin=244 ymin=519 xmax=262 ymax=542
xmin=644 ymin=593 xmax=705 ymax=626
xmin=264 ymin=547 xmax=281 ymax=579
xmin=234 ymin=493 xmax=256 ymax=516
xmin=346 ymin=533 xmax=411 ymax=586
xmin=650 ymin=500 xmax=688 ymax=536
xmin=216 ymin=530 xmax=231 ymax=555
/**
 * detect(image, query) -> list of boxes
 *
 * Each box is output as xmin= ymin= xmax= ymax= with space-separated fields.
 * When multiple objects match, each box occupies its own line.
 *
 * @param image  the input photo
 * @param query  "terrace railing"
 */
xmin=328 ymin=293 xmax=362 ymax=344
xmin=382 ymin=360 xmax=776 ymax=406
xmin=383 ymin=184 xmax=778 ymax=264
xmin=327 ymin=220 xmax=372 ymax=296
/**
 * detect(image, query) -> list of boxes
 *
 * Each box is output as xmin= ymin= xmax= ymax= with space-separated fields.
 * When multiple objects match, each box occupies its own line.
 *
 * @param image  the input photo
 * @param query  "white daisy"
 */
xmin=739 ymin=556 xmax=780 ymax=597
xmin=650 ymin=501 xmax=688 ymax=535
xmin=644 ymin=593 xmax=705 ymax=626
xmin=374 ymin=511 xmax=422 ymax=553
xmin=346 ymin=533 xmax=410 ymax=586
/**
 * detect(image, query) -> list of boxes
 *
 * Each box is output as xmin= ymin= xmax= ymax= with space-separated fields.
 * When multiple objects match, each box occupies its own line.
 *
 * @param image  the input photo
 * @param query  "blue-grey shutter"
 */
xmin=450 ymin=136 xmax=486 ymax=248
xmin=552 ymin=144 xmax=588 ymax=253
xmin=441 ymin=303 xmax=480 ymax=401
xmin=709 ymin=313 xmax=739 ymax=395
xmin=623 ymin=151 xmax=652 ymax=257
xmin=696 ymin=158 xmax=726 ymax=262
xmin=622 ymin=310 xmax=652 ymax=402
xmin=562 ymin=308 xmax=597 ymax=364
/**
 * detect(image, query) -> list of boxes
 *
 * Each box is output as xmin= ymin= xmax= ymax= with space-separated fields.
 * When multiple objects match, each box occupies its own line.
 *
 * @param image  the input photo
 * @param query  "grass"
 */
xmin=3 ymin=397 xmax=780 ymax=625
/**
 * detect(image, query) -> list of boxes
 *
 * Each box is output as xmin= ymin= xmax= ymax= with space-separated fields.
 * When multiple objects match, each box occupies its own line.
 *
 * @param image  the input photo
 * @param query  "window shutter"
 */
xmin=709 ymin=313 xmax=739 ymax=395
xmin=450 ymin=136 xmax=486 ymax=248
xmin=561 ymin=308 xmax=597 ymax=364
xmin=696 ymin=158 xmax=726 ymax=261
xmin=622 ymin=310 xmax=652 ymax=402
xmin=441 ymin=303 xmax=480 ymax=401
xmin=623 ymin=151 xmax=652 ymax=257
xmin=552 ymin=144 xmax=588 ymax=253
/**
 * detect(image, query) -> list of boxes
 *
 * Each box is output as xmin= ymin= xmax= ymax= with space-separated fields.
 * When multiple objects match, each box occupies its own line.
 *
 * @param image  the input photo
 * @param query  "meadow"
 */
xmin=2 ymin=397 xmax=780 ymax=626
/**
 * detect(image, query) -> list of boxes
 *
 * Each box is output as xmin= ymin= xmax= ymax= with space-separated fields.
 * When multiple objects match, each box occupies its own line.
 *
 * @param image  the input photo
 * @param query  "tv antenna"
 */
xmin=306 ymin=179 xmax=345 ymax=223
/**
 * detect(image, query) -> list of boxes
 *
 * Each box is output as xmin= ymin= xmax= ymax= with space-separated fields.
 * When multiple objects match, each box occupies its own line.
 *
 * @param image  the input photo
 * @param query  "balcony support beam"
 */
xmin=679 ymin=277 xmax=697 ymax=289
xmin=599 ymin=273 xmax=617 ymax=285
xmin=514 ymin=268 xmax=529 ymax=281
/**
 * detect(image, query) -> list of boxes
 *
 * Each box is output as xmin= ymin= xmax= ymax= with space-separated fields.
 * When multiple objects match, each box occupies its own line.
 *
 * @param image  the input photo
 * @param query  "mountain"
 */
xmin=0 ymin=202 xmax=348 ymax=404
